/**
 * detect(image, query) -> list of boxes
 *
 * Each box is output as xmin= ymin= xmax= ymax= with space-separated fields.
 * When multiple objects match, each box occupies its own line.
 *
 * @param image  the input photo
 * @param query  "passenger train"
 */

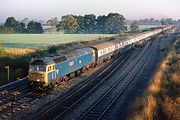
xmin=28 ymin=26 xmax=172 ymax=90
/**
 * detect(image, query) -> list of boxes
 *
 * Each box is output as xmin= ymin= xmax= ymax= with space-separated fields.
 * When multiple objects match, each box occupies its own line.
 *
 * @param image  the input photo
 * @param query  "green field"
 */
xmin=0 ymin=34 xmax=113 ymax=49
xmin=0 ymin=25 xmax=158 ymax=49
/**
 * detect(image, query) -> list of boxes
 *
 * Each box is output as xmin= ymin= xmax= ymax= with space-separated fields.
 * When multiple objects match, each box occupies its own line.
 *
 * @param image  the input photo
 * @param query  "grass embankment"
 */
xmin=128 ymin=33 xmax=180 ymax=120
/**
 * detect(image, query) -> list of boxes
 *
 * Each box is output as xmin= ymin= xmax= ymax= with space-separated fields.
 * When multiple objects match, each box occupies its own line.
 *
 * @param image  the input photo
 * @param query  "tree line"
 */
xmin=0 ymin=17 xmax=43 ymax=34
xmin=0 ymin=13 xmax=141 ymax=34
xmin=56 ymin=13 xmax=127 ymax=34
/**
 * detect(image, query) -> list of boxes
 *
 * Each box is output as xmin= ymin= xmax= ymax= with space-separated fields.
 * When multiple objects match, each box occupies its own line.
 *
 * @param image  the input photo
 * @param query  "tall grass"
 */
xmin=128 ymin=34 xmax=180 ymax=120
xmin=4 ymin=48 xmax=36 ymax=55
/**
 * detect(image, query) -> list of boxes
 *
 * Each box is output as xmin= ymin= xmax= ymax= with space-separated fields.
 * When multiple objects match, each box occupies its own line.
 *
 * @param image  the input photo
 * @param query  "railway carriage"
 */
xmin=109 ymin=40 xmax=123 ymax=54
xmin=90 ymin=42 xmax=116 ymax=63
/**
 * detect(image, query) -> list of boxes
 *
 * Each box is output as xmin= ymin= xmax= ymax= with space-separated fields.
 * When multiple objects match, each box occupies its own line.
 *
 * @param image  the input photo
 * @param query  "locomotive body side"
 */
xmin=29 ymin=47 xmax=95 ymax=88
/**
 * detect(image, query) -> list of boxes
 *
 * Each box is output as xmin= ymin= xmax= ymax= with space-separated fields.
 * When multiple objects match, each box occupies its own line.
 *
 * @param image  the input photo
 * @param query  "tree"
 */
xmin=75 ymin=15 xmax=85 ymax=33
xmin=47 ymin=17 xmax=58 ymax=26
xmin=27 ymin=21 xmax=43 ymax=33
xmin=4 ymin=17 xmax=19 ymax=29
xmin=56 ymin=15 xmax=79 ymax=33
xmin=56 ymin=13 xmax=127 ymax=34
xmin=27 ymin=21 xmax=35 ymax=33
xmin=34 ymin=22 xmax=43 ymax=33
xmin=14 ymin=22 xmax=27 ymax=33
xmin=0 ymin=26 xmax=15 ymax=33
xmin=130 ymin=21 xmax=139 ymax=33
xmin=19 ymin=22 xmax=27 ymax=33
xmin=4 ymin=17 xmax=21 ymax=33
xmin=4 ymin=17 xmax=27 ymax=33
xmin=96 ymin=15 xmax=107 ymax=33
xmin=83 ymin=14 xmax=96 ymax=33
xmin=104 ymin=13 xmax=127 ymax=34
xmin=50 ymin=17 xmax=58 ymax=26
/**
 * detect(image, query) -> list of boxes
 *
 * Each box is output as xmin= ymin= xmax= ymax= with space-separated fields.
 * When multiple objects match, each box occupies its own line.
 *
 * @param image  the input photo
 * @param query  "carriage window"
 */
xmin=101 ymin=50 xmax=103 ymax=55
xmin=103 ymin=49 xmax=106 ymax=54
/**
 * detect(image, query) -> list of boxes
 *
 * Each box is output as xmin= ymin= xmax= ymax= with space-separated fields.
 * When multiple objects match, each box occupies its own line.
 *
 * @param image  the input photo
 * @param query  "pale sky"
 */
xmin=0 ymin=0 xmax=180 ymax=22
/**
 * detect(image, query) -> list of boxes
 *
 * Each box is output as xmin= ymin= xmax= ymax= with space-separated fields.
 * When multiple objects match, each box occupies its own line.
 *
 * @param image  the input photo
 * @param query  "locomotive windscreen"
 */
xmin=29 ymin=65 xmax=46 ymax=71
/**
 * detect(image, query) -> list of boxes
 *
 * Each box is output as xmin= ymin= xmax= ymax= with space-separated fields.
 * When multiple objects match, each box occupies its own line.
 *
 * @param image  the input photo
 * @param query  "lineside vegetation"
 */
xmin=127 ymin=32 xmax=180 ymax=120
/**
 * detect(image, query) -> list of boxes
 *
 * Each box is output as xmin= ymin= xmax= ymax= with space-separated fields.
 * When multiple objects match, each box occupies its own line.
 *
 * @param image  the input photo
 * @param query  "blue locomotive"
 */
xmin=29 ymin=48 xmax=95 ymax=89
xmin=28 ymin=26 xmax=171 ymax=89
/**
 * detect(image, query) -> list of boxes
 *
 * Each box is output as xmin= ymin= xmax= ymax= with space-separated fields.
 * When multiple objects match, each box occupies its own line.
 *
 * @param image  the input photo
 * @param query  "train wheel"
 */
xmin=90 ymin=64 xmax=95 ymax=68
xmin=57 ymin=78 xmax=62 ymax=84
xmin=76 ymin=70 xmax=81 ymax=76
xmin=82 ymin=67 xmax=86 ymax=73
xmin=63 ymin=76 xmax=69 ymax=82
xmin=70 ymin=72 xmax=75 ymax=79
xmin=48 ymin=83 xmax=54 ymax=89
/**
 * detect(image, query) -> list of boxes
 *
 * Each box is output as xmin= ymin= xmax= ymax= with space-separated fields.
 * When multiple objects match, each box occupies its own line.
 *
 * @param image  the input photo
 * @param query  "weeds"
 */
xmin=128 ymin=32 xmax=180 ymax=120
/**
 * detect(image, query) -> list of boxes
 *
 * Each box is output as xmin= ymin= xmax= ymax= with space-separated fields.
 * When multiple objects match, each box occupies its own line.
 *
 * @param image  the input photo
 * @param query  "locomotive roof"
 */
xmin=30 ymin=58 xmax=55 ymax=65
xmin=30 ymin=48 xmax=94 ymax=65
xmin=89 ymin=30 xmax=156 ymax=50
xmin=65 ymin=47 xmax=93 ymax=59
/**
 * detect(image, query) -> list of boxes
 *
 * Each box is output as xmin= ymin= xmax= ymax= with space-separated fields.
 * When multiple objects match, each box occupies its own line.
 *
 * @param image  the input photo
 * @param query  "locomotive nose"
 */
xmin=29 ymin=72 xmax=45 ymax=82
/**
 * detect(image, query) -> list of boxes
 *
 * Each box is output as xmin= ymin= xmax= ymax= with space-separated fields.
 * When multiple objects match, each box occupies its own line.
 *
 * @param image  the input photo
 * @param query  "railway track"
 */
xmin=34 ymin=39 xmax=152 ymax=120
xmin=78 ymin=38 xmax=156 ymax=120
xmin=0 ymin=47 xmax=130 ymax=119
xmin=0 ymin=78 xmax=40 ymax=119
xmin=0 ymin=77 xmax=48 ymax=119
xmin=0 ymin=78 xmax=31 ymax=109
xmin=0 ymin=28 xmax=173 ymax=119
xmin=51 ymin=39 xmax=155 ymax=120
xmin=0 ymin=92 xmax=43 ymax=118
xmin=34 ymin=50 xmax=132 ymax=120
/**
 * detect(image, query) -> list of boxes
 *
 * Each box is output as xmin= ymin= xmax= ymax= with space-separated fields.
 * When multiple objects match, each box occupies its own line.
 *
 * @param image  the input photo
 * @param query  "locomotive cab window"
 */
xmin=29 ymin=65 xmax=36 ymax=71
xmin=29 ymin=65 xmax=46 ymax=72
xmin=48 ymin=66 xmax=51 ymax=72
xmin=39 ymin=65 xmax=46 ymax=71
xmin=52 ymin=65 xmax=55 ymax=70
xmin=47 ymin=65 xmax=55 ymax=72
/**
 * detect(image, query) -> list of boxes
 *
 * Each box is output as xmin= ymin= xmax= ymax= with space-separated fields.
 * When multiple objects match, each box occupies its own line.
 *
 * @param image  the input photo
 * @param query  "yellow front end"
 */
xmin=28 ymin=65 xmax=48 ymax=88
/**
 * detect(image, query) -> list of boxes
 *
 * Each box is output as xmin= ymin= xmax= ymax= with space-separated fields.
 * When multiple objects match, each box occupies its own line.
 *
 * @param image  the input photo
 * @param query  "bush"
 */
xmin=15 ymin=68 xmax=24 ymax=79
xmin=0 ymin=27 xmax=15 ymax=34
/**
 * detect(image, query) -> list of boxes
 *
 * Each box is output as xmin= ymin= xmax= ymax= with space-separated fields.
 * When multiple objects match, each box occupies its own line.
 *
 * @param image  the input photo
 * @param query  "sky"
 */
xmin=0 ymin=0 xmax=180 ymax=22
